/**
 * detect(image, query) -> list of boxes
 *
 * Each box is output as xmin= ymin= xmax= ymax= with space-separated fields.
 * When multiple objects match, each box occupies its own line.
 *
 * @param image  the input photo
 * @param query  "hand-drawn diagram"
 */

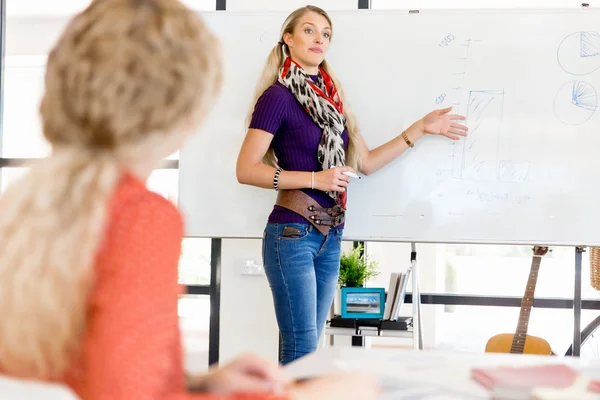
xmin=498 ymin=160 xmax=531 ymax=183
xmin=460 ymin=90 xmax=505 ymax=181
xmin=441 ymin=37 xmax=529 ymax=183
xmin=557 ymin=31 xmax=600 ymax=76
xmin=554 ymin=80 xmax=598 ymax=125
xmin=448 ymin=38 xmax=477 ymax=179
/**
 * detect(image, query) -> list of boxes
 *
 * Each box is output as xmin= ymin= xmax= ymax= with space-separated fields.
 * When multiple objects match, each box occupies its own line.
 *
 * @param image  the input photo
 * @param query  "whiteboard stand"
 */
xmin=411 ymin=242 xmax=424 ymax=350
xmin=573 ymin=246 xmax=585 ymax=356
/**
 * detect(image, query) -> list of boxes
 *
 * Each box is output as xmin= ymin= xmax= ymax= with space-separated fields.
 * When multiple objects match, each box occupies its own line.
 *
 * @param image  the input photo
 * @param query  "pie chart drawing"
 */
xmin=554 ymin=80 xmax=597 ymax=125
xmin=557 ymin=31 xmax=600 ymax=76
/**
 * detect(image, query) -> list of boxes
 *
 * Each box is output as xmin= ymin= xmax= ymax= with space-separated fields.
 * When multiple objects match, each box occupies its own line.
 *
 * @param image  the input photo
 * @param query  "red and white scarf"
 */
xmin=278 ymin=57 xmax=347 ymax=207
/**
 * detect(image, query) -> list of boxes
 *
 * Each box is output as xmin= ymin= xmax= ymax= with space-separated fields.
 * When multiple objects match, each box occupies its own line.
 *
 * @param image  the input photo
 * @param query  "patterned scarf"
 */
xmin=278 ymin=57 xmax=347 ymax=208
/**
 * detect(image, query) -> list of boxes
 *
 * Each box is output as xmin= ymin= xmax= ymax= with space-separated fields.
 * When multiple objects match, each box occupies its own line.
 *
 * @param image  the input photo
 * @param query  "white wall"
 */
xmin=6 ymin=0 xmax=217 ymax=17
xmin=218 ymin=239 xmax=280 ymax=363
xmin=226 ymin=0 xmax=360 ymax=11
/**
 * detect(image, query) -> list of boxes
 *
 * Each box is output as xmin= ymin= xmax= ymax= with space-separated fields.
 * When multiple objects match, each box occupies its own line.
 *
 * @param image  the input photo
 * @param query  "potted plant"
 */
xmin=338 ymin=243 xmax=379 ymax=288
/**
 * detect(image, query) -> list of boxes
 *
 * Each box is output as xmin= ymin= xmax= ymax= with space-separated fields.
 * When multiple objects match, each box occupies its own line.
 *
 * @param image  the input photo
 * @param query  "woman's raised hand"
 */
xmin=420 ymin=106 xmax=468 ymax=140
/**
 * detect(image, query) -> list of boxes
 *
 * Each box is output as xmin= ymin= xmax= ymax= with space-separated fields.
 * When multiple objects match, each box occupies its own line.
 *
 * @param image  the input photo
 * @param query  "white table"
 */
xmin=284 ymin=347 xmax=600 ymax=399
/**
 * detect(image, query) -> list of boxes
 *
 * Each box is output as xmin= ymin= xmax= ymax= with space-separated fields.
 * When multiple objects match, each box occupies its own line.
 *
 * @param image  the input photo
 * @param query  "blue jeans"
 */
xmin=262 ymin=222 xmax=343 ymax=365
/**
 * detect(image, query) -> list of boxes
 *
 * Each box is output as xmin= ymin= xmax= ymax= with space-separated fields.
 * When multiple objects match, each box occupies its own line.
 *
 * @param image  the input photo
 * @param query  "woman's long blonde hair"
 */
xmin=249 ymin=5 xmax=361 ymax=170
xmin=0 ymin=0 xmax=221 ymax=379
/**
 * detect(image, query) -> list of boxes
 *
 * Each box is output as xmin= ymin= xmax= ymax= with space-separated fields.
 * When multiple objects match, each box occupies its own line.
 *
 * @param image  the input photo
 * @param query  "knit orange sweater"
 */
xmin=50 ymin=172 xmax=287 ymax=400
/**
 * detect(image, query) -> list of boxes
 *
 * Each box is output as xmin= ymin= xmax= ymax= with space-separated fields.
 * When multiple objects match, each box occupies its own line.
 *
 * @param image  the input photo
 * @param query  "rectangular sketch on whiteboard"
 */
xmin=458 ymin=90 xmax=504 ymax=182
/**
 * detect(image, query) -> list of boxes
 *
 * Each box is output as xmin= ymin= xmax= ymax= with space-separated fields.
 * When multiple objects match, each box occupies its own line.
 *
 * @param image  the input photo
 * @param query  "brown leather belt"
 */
xmin=275 ymin=189 xmax=345 ymax=236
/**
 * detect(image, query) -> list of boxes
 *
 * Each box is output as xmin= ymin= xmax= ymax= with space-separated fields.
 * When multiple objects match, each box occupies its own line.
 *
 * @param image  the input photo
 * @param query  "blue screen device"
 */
xmin=340 ymin=287 xmax=386 ymax=319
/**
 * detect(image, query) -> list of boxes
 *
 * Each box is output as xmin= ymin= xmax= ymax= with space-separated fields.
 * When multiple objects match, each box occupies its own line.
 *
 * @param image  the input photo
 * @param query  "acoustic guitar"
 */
xmin=485 ymin=246 xmax=552 ymax=355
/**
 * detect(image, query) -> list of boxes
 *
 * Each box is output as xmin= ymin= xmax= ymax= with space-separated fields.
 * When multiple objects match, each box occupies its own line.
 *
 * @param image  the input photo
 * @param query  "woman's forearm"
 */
xmin=237 ymin=163 xmax=312 ymax=190
xmin=359 ymin=120 xmax=425 ymax=176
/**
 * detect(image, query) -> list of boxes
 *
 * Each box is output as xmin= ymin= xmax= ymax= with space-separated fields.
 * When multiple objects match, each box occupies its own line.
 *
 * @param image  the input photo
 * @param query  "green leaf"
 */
xmin=338 ymin=243 xmax=380 ymax=288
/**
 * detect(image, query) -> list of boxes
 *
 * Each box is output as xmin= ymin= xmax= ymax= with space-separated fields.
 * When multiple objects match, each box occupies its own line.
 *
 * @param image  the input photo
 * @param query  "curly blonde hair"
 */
xmin=0 ymin=0 xmax=222 ymax=379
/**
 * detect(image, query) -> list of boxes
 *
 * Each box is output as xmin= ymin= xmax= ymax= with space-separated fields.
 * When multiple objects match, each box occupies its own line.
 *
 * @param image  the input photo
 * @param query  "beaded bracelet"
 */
xmin=273 ymin=167 xmax=282 ymax=191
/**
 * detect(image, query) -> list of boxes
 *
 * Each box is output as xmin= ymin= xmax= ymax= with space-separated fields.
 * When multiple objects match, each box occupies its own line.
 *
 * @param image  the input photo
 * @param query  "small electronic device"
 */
xmin=340 ymin=287 xmax=386 ymax=319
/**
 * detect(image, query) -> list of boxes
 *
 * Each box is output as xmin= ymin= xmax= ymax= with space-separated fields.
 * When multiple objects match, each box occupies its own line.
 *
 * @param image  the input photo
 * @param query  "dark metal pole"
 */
xmin=208 ymin=238 xmax=222 ymax=366
xmin=358 ymin=0 xmax=371 ymax=9
xmin=573 ymin=247 xmax=584 ymax=356
xmin=207 ymin=0 xmax=226 ymax=367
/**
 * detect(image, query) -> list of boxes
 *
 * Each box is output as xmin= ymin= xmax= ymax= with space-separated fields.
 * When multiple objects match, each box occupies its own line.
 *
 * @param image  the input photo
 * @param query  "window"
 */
xmin=178 ymin=294 xmax=211 ymax=374
xmin=180 ymin=238 xmax=212 ymax=285
xmin=0 ymin=167 xmax=28 ymax=193
xmin=147 ymin=169 xmax=180 ymax=204
xmin=440 ymin=244 xmax=597 ymax=353
xmin=435 ymin=304 xmax=600 ymax=358
xmin=2 ymin=56 xmax=48 ymax=158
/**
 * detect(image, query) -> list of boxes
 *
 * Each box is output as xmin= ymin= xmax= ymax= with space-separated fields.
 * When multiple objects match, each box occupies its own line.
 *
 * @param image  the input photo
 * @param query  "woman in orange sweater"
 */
xmin=0 ymin=0 xmax=380 ymax=399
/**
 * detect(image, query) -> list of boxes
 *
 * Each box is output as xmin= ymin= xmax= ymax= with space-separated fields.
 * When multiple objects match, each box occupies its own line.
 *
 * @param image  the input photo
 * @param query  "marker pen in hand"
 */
xmin=329 ymin=165 xmax=362 ymax=179
xmin=342 ymin=171 xmax=361 ymax=179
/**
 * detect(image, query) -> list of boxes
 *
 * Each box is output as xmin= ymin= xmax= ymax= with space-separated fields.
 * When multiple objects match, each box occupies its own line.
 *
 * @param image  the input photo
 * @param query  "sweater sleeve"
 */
xmin=82 ymin=192 xmax=290 ymax=400
xmin=248 ymin=84 xmax=288 ymax=135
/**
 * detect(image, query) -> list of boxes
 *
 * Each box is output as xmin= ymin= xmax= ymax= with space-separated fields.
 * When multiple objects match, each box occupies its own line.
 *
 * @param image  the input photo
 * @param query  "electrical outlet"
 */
xmin=240 ymin=260 xmax=265 ymax=276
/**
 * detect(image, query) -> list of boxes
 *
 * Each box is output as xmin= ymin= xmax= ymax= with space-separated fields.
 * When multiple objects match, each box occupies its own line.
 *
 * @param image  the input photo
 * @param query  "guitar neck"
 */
xmin=510 ymin=255 xmax=542 ymax=353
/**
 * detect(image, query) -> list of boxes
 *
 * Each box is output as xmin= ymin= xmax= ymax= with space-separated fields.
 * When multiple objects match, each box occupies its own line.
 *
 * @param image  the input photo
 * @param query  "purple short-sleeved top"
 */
xmin=249 ymin=75 xmax=349 ymax=227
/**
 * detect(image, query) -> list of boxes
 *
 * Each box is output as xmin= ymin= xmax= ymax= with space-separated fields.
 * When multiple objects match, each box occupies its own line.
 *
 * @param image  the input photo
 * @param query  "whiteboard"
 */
xmin=179 ymin=8 xmax=600 ymax=246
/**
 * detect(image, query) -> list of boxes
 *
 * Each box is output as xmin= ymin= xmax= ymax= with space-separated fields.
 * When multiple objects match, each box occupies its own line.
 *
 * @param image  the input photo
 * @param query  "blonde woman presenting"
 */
xmin=237 ymin=5 xmax=468 ymax=365
xmin=0 ymin=1 xmax=380 ymax=399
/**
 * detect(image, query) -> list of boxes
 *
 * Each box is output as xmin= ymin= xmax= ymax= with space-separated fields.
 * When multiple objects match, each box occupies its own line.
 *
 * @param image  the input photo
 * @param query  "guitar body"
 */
xmin=485 ymin=333 xmax=552 ymax=355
